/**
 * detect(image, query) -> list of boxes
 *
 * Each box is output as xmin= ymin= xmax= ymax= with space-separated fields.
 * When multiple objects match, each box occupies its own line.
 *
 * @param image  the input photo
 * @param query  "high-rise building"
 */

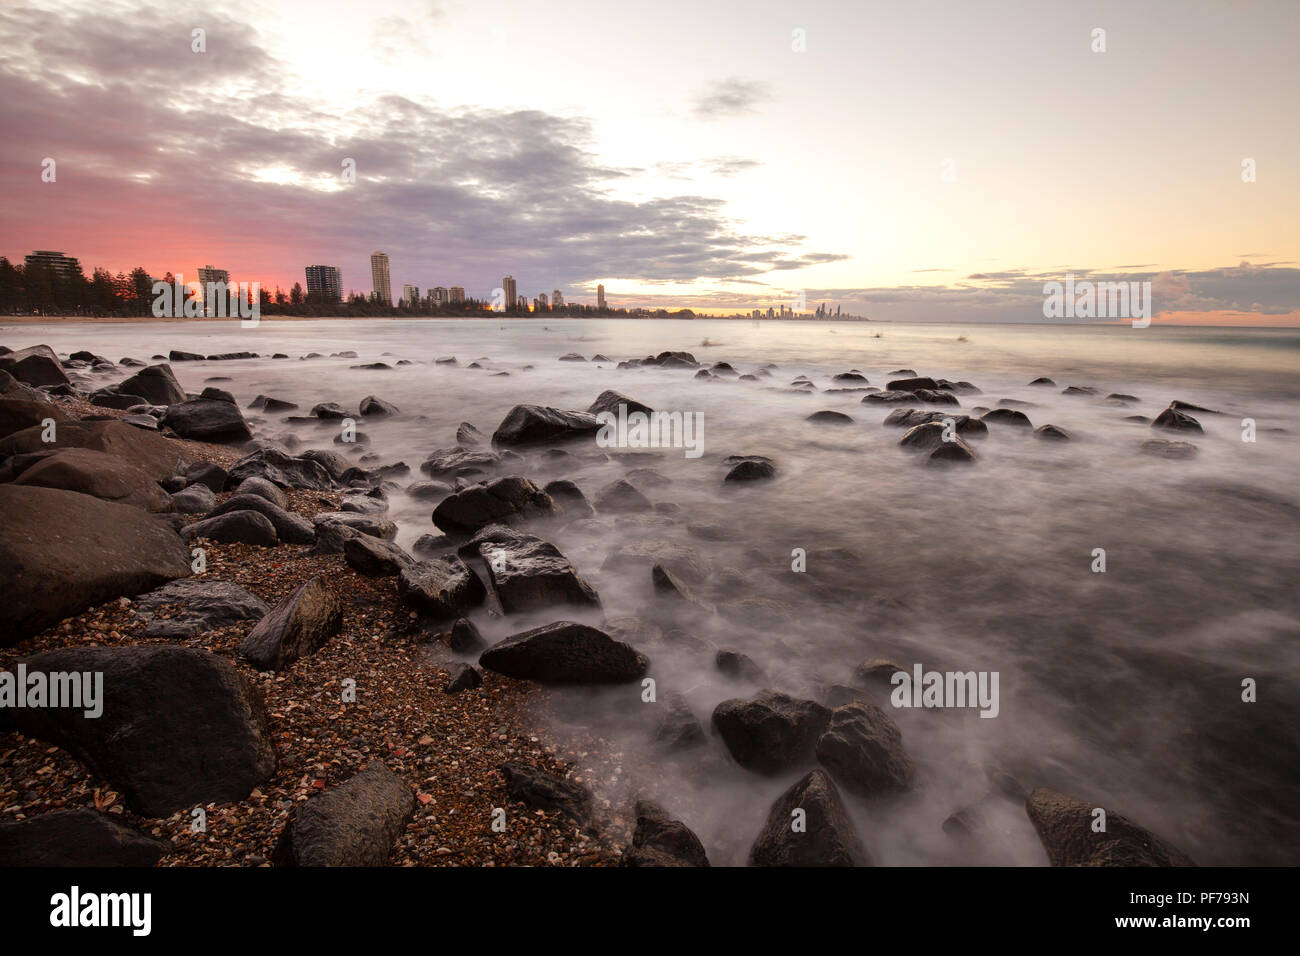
xmin=403 ymin=284 xmax=419 ymax=306
xmin=448 ymin=286 xmax=465 ymax=303
xmin=305 ymin=265 xmax=342 ymax=302
xmin=431 ymin=286 xmax=448 ymax=306
xmin=196 ymin=264 xmax=231 ymax=316
xmin=501 ymin=275 xmax=517 ymax=312
xmin=538 ymin=292 xmax=549 ymax=309
xmin=370 ymin=252 xmax=392 ymax=304
xmin=552 ymin=289 xmax=564 ymax=309
xmin=24 ymin=250 xmax=81 ymax=279
xmin=517 ymin=296 xmax=528 ymax=312
xmin=596 ymin=284 xmax=606 ymax=310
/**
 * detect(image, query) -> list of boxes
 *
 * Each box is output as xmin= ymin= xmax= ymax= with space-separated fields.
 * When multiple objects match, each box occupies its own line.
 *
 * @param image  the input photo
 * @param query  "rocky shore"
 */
xmin=0 ymin=341 xmax=1216 ymax=866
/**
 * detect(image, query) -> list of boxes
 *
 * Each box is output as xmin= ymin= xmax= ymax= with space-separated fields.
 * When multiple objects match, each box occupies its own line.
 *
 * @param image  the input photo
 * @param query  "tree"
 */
xmin=290 ymin=281 xmax=304 ymax=305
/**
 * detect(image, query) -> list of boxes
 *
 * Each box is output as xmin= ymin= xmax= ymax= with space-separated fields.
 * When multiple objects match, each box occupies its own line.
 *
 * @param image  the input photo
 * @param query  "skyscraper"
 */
xmin=370 ymin=252 xmax=392 ymax=304
xmin=305 ymin=265 xmax=342 ymax=302
xmin=538 ymin=292 xmax=549 ymax=309
xmin=196 ymin=264 xmax=231 ymax=316
xmin=597 ymin=284 xmax=606 ymax=309
xmin=431 ymin=286 xmax=448 ymax=306
xmin=502 ymin=275 xmax=517 ymax=312
xmin=552 ymin=289 xmax=564 ymax=309
xmin=403 ymin=284 xmax=419 ymax=306
xmin=449 ymin=286 xmax=465 ymax=303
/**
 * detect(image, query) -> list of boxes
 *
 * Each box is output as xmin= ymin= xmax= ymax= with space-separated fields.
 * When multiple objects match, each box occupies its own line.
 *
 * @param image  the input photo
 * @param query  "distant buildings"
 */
xmin=196 ymin=264 xmax=230 ymax=316
xmin=370 ymin=252 xmax=392 ymax=304
xmin=448 ymin=286 xmax=465 ymax=303
xmin=552 ymin=289 xmax=564 ymax=309
xmin=517 ymin=295 xmax=528 ymax=311
xmin=24 ymin=250 xmax=80 ymax=279
xmin=403 ymin=284 xmax=419 ymax=306
xmin=597 ymin=284 xmax=606 ymax=309
xmin=538 ymin=292 xmax=549 ymax=308
xmin=502 ymin=275 xmax=517 ymax=312
xmin=430 ymin=286 xmax=448 ymax=306
xmin=305 ymin=264 xmax=342 ymax=302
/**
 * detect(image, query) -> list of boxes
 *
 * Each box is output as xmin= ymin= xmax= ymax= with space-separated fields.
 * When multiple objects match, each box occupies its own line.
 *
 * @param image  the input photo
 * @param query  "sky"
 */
xmin=1 ymin=0 xmax=1297 ymax=323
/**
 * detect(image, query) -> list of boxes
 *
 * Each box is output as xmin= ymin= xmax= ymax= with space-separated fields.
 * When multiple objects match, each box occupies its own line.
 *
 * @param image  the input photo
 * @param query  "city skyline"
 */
xmin=0 ymin=1 xmax=1296 ymax=324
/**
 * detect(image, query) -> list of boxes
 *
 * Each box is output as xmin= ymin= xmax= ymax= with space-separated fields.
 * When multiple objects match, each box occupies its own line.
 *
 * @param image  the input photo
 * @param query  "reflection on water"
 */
xmin=16 ymin=318 xmax=1300 ymax=865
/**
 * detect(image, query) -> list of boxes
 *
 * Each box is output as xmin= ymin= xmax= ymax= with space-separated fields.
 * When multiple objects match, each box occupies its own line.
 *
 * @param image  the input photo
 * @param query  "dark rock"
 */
xmin=558 ymin=352 xmax=586 ymax=361
xmin=134 ymin=578 xmax=269 ymax=639
xmin=0 ymin=396 xmax=73 ymax=440
xmin=455 ymin=422 xmax=485 ymax=446
xmin=588 ymin=389 xmax=653 ymax=418
xmin=1062 ymin=385 xmax=1097 ymax=396
xmin=480 ymin=621 xmax=648 ymax=685
xmin=11 ymin=447 xmax=171 ymax=511
xmin=501 ymin=761 xmax=593 ymax=823
xmin=0 ymin=419 xmax=196 ymax=480
xmin=981 ymin=407 xmax=1033 ymax=427
xmin=420 ymin=447 xmax=502 ymax=478
xmin=184 ymin=461 xmax=228 ymax=492
xmin=807 ymin=410 xmax=854 ymax=424
xmin=431 ymin=475 xmax=557 ymax=535
xmin=406 ymin=479 xmax=453 ymax=501
xmin=1025 ymin=787 xmax=1195 ymax=866
xmin=0 ymin=646 xmax=275 ymax=816
xmin=832 ymin=372 xmax=869 ymax=383
xmin=168 ymin=350 xmax=204 ymax=362
xmin=815 ymin=701 xmax=914 ymax=797
xmin=235 ymin=475 xmax=287 ymax=508
xmin=749 ymin=769 xmax=869 ymax=866
xmin=272 ymin=762 xmax=414 ymax=866
xmin=396 ymin=555 xmax=486 ymax=620
xmin=238 ymin=575 xmax=343 ymax=670
xmin=491 ymin=404 xmax=601 ymax=446
xmin=0 ymin=485 xmax=191 ymax=645
xmin=1028 ymin=377 xmax=1056 ymax=386
xmin=311 ymin=512 xmax=397 ymax=554
xmin=712 ymin=691 xmax=832 ymax=775
xmin=89 ymin=389 xmax=147 ymax=410
xmin=716 ymin=647 xmax=764 ymax=680
xmin=724 ymin=459 xmax=776 ymax=482
xmin=343 ymin=534 xmax=413 ymax=576
xmin=0 ymin=345 xmax=70 ymax=387
xmin=1152 ymin=407 xmax=1203 ymax=433
xmin=199 ymin=386 xmax=236 ymax=404
xmin=1169 ymin=399 xmax=1220 ymax=414
xmin=887 ymin=376 xmax=941 ymax=391
xmin=359 ymin=395 xmax=398 ymax=416
xmin=458 ymin=524 xmax=600 ymax=613
xmin=928 ymin=441 xmax=977 ymax=465
xmin=0 ymin=809 xmax=170 ymax=866
xmin=185 ymin=510 xmax=279 ymax=547
xmin=161 ymin=398 xmax=252 ymax=443
xmin=1140 ymin=439 xmax=1198 ymax=459
xmin=653 ymin=694 xmax=707 ymax=750
xmin=1034 ymin=424 xmax=1072 ymax=441
xmin=594 ymin=478 xmax=652 ymax=512
xmin=444 ymin=662 xmax=483 ymax=693
xmin=208 ymin=494 xmax=314 ymax=544
xmin=228 ymin=447 xmax=333 ymax=491
xmin=311 ymin=402 xmax=348 ymax=419
xmin=170 ymin=482 xmax=217 ymax=514
xmin=448 ymin=617 xmax=486 ymax=652
xmin=543 ymin=479 xmax=594 ymax=518
xmin=622 ymin=801 xmax=710 ymax=867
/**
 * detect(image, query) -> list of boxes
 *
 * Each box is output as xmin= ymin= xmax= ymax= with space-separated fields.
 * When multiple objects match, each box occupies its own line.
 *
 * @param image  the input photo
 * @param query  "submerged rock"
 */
xmin=621 ymin=801 xmax=710 ymax=867
xmin=480 ymin=621 xmax=649 ymax=684
xmin=1025 ymin=788 xmax=1195 ymax=866
xmin=712 ymin=690 xmax=831 ymax=775
xmin=749 ymin=769 xmax=869 ymax=867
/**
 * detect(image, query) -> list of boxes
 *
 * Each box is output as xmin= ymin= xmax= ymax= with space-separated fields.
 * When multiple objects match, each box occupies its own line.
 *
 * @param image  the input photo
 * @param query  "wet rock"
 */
xmin=981 ymin=407 xmax=1033 ymax=428
xmin=594 ymin=478 xmax=652 ymax=513
xmin=807 ymin=410 xmax=854 ymax=424
xmin=749 ymin=769 xmax=869 ymax=867
xmin=444 ymin=662 xmax=483 ymax=693
xmin=480 ymin=621 xmax=648 ymax=684
xmin=716 ymin=647 xmax=764 ymax=680
xmin=0 ymin=419 xmax=195 ymax=480
xmin=491 ymin=404 xmax=602 ymax=446
xmin=603 ymin=539 xmax=708 ymax=584
xmin=1169 ymin=399 xmax=1219 ymax=414
xmin=200 ymin=386 xmax=236 ymax=404
xmin=815 ymin=701 xmax=914 ymax=797
xmin=1107 ymin=393 xmax=1140 ymax=402
xmin=1028 ymin=377 xmax=1056 ymax=386
xmin=1025 ymin=788 xmax=1195 ymax=866
xmin=1152 ymin=407 xmax=1203 ymax=433
xmin=0 ymin=345 xmax=70 ymax=388
xmin=622 ymin=801 xmax=710 ymax=867
xmin=855 ymin=658 xmax=905 ymax=688
xmin=344 ymin=534 xmax=413 ymax=576
xmin=11 ymin=447 xmax=171 ymax=511
xmin=724 ymin=458 xmax=776 ymax=482
xmin=558 ymin=352 xmax=586 ymax=361
xmin=588 ymin=389 xmax=653 ymax=418
xmin=185 ymin=510 xmax=279 ymax=547
xmin=359 ymin=395 xmax=398 ymax=416
xmin=406 ymin=479 xmax=453 ymax=501
xmin=887 ymin=376 xmax=941 ymax=391
xmin=543 ymin=478 xmax=594 ymax=518
xmin=431 ymin=475 xmax=557 ymax=535
xmin=208 ymin=494 xmax=315 ymax=544
xmin=448 ymin=617 xmax=486 ymax=653
xmin=228 ymin=447 xmax=334 ymax=491
xmin=412 ymin=532 xmax=455 ymax=555
xmin=712 ymin=691 xmax=832 ymax=775
xmin=501 ymin=761 xmax=593 ymax=823
xmin=0 ymin=646 xmax=275 ymax=815
xmin=0 ymin=395 xmax=73 ymax=440
xmin=420 ymin=448 xmax=502 ymax=479
xmin=653 ymin=694 xmax=707 ymax=750
xmin=312 ymin=512 xmax=397 ymax=554
xmin=0 ymin=809 xmax=170 ymax=866
xmin=459 ymin=524 xmax=600 ymax=613
xmin=184 ymin=461 xmax=228 ymax=492
xmin=1034 ymin=424 xmax=1072 ymax=441
xmin=396 ymin=555 xmax=486 ymax=620
xmin=235 ymin=475 xmax=288 ymax=508
xmin=928 ymin=441 xmax=977 ymax=465
xmin=832 ymin=372 xmax=869 ymax=383
xmin=171 ymin=482 xmax=217 ymax=514
xmin=134 ymin=578 xmax=269 ymax=639
xmin=161 ymin=398 xmax=252 ymax=443
xmin=456 ymin=422 xmax=485 ymax=446
xmin=272 ymin=762 xmax=414 ymax=866
xmin=0 ymin=485 xmax=192 ymax=645
xmin=238 ymin=575 xmax=343 ymax=670
xmin=312 ymin=402 xmax=348 ymax=419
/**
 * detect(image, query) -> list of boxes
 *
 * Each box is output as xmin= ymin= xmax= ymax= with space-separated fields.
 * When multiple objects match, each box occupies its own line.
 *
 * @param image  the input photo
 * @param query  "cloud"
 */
xmin=690 ymin=78 xmax=772 ymax=119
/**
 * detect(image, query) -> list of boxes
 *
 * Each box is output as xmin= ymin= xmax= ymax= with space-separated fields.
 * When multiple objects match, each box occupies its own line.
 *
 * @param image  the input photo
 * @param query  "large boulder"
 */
xmin=10 ymin=447 xmax=171 ymax=512
xmin=116 ymin=363 xmax=185 ymax=406
xmin=396 ymin=555 xmax=486 ymax=619
xmin=208 ymin=494 xmax=314 ymax=544
xmin=1025 ymin=788 xmax=1195 ymax=866
xmin=133 ymin=578 xmax=269 ymax=639
xmin=184 ymin=510 xmax=279 ymax=547
xmin=431 ymin=475 xmax=557 ymax=535
xmin=491 ymin=404 xmax=602 ymax=446
xmin=237 ymin=575 xmax=343 ymax=670
xmin=0 ymin=345 xmax=69 ymax=387
xmin=272 ymin=762 xmax=414 ymax=866
xmin=344 ymin=534 xmax=413 ymax=576
xmin=748 ymin=769 xmax=870 ymax=866
xmin=0 ymin=396 xmax=73 ymax=440
xmin=0 ymin=485 xmax=191 ymax=645
xmin=712 ymin=691 xmax=831 ymax=775
xmin=479 ymin=621 xmax=649 ymax=685
xmin=0 ymin=809 xmax=170 ymax=866
xmin=227 ymin=447 xmax=333 ymax=490
xmin=161 ymin=398 xmax=252 ymax=443
xmin=814 ymin=702 xmax=915 ymax=797
xmin=0 ymin=646 xmax=275 ymax=816
xmin=621 ymin=801 xmax=709 ymax=867
xmin=458 ymin=524 xmax=600 ymax=613
xmin=0 ymin=419 xmax=196 ymax=479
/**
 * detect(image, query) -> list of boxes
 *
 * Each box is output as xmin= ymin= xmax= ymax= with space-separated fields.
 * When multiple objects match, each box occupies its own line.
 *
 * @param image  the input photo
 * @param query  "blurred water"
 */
xmin=13 ymin=318 xmax=1300 ymax=865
